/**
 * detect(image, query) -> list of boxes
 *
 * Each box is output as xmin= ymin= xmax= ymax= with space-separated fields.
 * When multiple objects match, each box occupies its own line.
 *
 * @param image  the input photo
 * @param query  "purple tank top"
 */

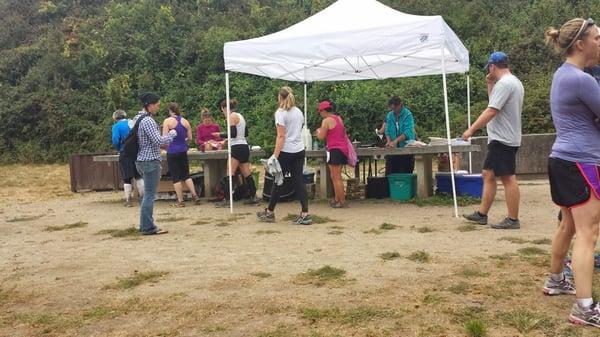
xmin=167 ymin=116 xmax=188 ymax=154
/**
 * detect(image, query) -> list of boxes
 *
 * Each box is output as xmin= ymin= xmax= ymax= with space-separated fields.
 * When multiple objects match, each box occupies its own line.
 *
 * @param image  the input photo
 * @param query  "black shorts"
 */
xmin=231 ymin=144 xmax=250 ymax=163
xmin=549 ymin=157 xmax=600 ymax=208
xmin=167 ymin=152 xmax=190 ymax=182
xmin=483 ymin=140 xmax=519 ymax=176
xmin=119 ymin=153 xmax=140 ymax=182
xmin=327 ymin=149 xmax=347 ymax=165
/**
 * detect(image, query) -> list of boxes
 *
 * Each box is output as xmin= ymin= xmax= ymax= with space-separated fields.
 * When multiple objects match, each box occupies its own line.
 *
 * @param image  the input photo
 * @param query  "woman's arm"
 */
xmin=183 ymin=119 xmax=192 ymax=141
xmin=273 ymin=125 xmax=286 ymax=159
xmin=316 ymin=117 xmax=332 ymax=140
xmin=162 ymin=117 xmax=172 ymax=136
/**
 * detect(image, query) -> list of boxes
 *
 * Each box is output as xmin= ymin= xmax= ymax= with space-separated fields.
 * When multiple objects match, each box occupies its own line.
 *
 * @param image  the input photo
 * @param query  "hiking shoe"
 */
xmin=292 ymin=214 xmax=313 ymax=225
xmin=543 ymin=276 xmax=576 ymax=296
xmin=463 ymin=211 xmax=488 ymax=225
xmin=214 ymin=200 xmax=230 ymax=208
xmin=192 ymin=195 xmax=201 ymax=205
xmin=570 ymin=302 xmax=600 ymax=328
xmin=244 ymin=195 xmax=260 ymax=205
xmin=256 ymin=209 xmax=275 ymax=223
xmin=171 ymin=201 xmax=185 ymax=208
xmin=491 ymin=217 xmax=520 ymax=229
xmin=124 ymin=199 xmax=133 ymax=207
xmin=330 ymin=202 xmax=348 ymax=209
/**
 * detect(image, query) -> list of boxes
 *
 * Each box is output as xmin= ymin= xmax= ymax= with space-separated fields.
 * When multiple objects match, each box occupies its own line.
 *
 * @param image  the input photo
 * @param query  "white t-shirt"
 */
xmin=275 ymin=106 xmax=305 ymax=153
xmin=487 ymin=74 xmax=524 ymax=147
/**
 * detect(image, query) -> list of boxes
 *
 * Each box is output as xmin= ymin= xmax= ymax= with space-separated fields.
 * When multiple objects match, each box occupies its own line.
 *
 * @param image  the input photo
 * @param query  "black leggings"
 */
xmin=268 ymin=151 xmax=308 ymax=213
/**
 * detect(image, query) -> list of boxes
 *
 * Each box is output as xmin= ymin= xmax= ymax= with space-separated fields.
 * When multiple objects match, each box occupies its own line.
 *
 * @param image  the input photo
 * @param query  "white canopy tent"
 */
xmin=222 ymin=0 xmax=471 ymax=216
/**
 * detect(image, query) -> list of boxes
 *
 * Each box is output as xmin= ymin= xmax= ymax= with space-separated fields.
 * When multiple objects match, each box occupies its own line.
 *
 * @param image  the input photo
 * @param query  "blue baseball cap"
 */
xmin=484 ymin=51 xmax=508 ymax=71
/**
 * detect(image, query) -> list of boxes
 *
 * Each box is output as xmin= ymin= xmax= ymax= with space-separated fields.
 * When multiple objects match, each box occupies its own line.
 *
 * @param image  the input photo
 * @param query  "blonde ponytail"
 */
xmin=278 ymin=86 xmax=296 ymax=111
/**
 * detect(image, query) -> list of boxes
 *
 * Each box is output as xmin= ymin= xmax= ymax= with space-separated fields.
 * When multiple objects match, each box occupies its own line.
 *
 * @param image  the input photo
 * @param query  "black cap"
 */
xmin=140 ymin=92 xmax=160 ymax=106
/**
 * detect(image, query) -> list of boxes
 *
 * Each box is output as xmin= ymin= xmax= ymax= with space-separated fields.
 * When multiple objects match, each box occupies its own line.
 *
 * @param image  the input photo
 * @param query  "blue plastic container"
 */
xmin=436 ymin=173 xmax=483 ymax=198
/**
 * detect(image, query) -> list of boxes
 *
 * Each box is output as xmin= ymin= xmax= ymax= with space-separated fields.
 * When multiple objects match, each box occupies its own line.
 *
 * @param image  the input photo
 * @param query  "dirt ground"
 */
xmin=1 ymin=165 xmax=599 ymax=337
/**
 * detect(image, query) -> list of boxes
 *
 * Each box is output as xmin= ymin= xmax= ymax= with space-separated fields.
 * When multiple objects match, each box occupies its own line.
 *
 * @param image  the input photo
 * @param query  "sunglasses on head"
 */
xmin=566 ymin=18 xmax=595 ymax=50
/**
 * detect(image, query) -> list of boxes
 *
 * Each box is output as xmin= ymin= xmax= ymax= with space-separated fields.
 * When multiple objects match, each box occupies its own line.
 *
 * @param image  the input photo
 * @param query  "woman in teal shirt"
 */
xmin=384 ymin=96 xmax=416 ymax=175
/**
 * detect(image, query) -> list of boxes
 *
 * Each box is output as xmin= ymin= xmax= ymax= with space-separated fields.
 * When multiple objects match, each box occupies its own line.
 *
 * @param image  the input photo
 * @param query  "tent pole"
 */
xmin=467 ymin=74 xmax=472 ymax=173
xmin=225 ymin=72 xmax=233 ymax=214
xmin=441 ymin=45 xmax=459 ymax=218
xmin=304 ymin=81 xmax=308 ymax=167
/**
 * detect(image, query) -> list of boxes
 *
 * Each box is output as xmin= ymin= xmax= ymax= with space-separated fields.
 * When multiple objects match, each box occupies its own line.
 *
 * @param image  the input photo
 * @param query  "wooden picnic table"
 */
xmin=305 ymin=144 xmax=481 ymax=199
xmin=93 ymin=149 xmax=266 ymax=198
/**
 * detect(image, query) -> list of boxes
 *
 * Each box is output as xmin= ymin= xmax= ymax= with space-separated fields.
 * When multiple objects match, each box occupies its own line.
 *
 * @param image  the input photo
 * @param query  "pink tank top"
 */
xmin=326 ymin=115 xmax=347 ymax=152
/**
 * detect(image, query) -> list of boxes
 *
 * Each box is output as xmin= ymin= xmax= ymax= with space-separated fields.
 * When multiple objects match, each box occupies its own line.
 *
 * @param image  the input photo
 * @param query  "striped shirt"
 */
xmin=133 ymin=112 xmax=175 ymax=161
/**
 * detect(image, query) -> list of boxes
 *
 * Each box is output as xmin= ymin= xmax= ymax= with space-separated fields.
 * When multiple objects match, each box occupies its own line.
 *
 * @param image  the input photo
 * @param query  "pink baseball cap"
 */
xmin=318 ymin=100 xmax=332 ymax=111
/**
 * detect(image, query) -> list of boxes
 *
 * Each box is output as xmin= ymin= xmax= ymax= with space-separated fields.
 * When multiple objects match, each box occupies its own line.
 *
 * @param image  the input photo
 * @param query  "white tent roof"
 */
xmin=224 ymin=0 xmax=469 ymax=82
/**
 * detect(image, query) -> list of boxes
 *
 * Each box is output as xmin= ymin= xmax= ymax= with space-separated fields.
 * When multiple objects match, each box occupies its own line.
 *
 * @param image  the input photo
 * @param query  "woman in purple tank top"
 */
xmin=162 ymin=102 xmax=200 ymax=207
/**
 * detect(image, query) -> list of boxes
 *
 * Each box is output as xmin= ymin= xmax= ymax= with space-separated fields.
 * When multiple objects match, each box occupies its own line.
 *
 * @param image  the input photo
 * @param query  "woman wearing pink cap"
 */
xmin=316 ymin=100 xmax=348 ymax=208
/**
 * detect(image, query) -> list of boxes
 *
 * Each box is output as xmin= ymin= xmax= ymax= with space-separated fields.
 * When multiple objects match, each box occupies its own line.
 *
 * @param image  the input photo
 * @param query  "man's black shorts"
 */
xmin=119 ymin=153 xmax=141 ymax=181
xmin=483 ymin=140 xmax=519 ymax=176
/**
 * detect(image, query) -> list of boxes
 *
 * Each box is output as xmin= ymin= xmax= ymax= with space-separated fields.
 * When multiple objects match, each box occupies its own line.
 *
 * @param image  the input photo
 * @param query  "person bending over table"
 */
xmin=384 ymin=96 xmax=416 ymax=175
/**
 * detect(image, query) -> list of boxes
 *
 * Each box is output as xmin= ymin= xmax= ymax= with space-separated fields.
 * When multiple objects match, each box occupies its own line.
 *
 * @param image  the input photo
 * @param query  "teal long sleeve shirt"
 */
xmin=384 ymin=107 xmax=415 ymax=148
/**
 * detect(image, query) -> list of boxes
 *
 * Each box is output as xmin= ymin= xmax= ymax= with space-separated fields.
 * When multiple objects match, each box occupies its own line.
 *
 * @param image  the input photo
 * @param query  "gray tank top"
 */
xmin=230 ymin=112 xmax=247 ymax=146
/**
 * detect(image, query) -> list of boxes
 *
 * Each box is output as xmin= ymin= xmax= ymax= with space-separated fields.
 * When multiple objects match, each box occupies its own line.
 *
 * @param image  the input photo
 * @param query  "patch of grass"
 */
xmin=499 ymin=309 xmax=553 ymax=333
xmin=328 ymin=225 xmax=345 ymax=230
xmin=423 ymin=294 xmax=445 ymax=305
xmin=215 ymin=221 xmax=232 ymax=227
xmin=295 ymin=265 xmax=348 ymax=287
xmin=6 ymin=215 xmax=44 ymax=222
xmin=380 ymin=251 xmax=401 ymax=261
xmin=379 ymin=223 xmax=398 ymax=230
xmin=465 ymin=320 xmax=487 ymax=337
xmin=82 ymin=306 xmax=117 ymax=320
xmin=256 ymin=230 xmax=281 ymax=235
xmin=414 ymin=195 xmax=480 ymax=207
xmin=498 ymin=236 xmax=528 ymax=244
xmin=488 ymin=253 xmax=514 ymax=260
xmin=450 ymin=306 xmax=486 ymax=323
xmin=458 ymin=267 xmax=490 ymax=278
xmin=301 ymin=306 xmax=396 ymax=326
xmin=283 ymin=213 xmax=336 ymax=224
xmin=155 ymin=216 xmax=187 ymax=222
xmin=518 ymin=247 xmax=547 ymax=256
xmin=363 ymin=228 xmax=383 ymax=235
xmin=44 ymin=221 xmax=88 ymax=232
xmin=200 ymin=325 xmax=227 ymax=333
xmin=250 ymin=272 xmax=272 ymax=278
xmin=457 ymin=224 xmax=478 ymax=232
xmin=448 ymin=281 xmax=470 ymax=295
xmin=416 ymin=226 xmax=435 ymax=233
xmin=96 ymin=227 xmax=141 ymax=238
xmin=327 ymin=230 xmax=344 ymax=235
xmin=190 ymin=220 xmax=211 ymax=226
xmin=103 ymin=271 xmax=169 ymax=290
xmin=531 ymin=238 xmax=552 ymax=245
xmin=406 ymin=250 xmax=431 ymax=263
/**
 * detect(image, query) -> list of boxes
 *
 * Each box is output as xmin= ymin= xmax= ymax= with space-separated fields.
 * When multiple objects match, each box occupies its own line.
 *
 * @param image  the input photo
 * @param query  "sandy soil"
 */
xmin=0 ymin=165 xmax=598 ymax=337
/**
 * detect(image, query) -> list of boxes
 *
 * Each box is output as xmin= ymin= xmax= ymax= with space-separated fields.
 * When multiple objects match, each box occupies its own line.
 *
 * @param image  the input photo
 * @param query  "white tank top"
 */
xmin=229 ymin=112 xmax=247 ymax=146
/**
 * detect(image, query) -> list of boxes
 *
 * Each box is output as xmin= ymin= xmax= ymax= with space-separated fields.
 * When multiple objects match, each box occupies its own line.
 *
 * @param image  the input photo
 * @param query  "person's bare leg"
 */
xmin=571 ymin=196 xmax=600 ymax=300
xmin=173 ymin=181 xmax=183 ymax=202
xmin=479 ymin=169 xmax=497 ymax=215
xmin=500 ymin=175 xmax=520 ymax=219
xmin=551 ymin=207 xmax=576 ymax=274
xmin=184 ymin=178 xmax=197 ymax=197
xmin=329 ymin=165 xmax=345 ymax=205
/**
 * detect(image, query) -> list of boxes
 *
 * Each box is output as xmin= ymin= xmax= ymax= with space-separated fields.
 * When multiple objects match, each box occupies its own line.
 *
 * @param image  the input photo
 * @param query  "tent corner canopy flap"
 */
xmin=223 ymin=0 xmax=469 ymax=82
xmin=222 ymin=0 xmax=471 ymax=217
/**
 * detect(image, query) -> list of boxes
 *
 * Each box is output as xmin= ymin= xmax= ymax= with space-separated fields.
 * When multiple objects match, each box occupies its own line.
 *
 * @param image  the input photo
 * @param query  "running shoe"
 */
xmin=214 ymin=200 xmax=230 ymax=208
xmin=463 ymin=211 xmax=488 ymax=225
xmin=491 ymin=217 xmax=520 ymax=229
xmin=256 ymin=209 xmax=275 ymax=223
xmin=543 ymin=276 xmax=576 ymax=295
xmin=292 ymin=214 xmax=313 ymax=225
xmin=570 ymin=302 xmax=600 ymax=328
xmin=244 ymin=195 xmax=260 ymax=205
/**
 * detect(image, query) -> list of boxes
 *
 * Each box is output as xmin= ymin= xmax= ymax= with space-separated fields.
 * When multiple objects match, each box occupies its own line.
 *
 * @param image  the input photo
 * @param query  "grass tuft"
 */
xmin=95 ymin=227 xmax=140 ymax=238
xmin=103 ymin=271 xmax=169 ymax=290
xmin=465 ymin=320 xmax=487 ymax=337
xmin=517 ymin=247 xmax=547 ymax=256
xmin=250 ymin=272 xmax=272 ymax=278
xmin=190 ymin=220 xmax=211 ymax=226
xmin=499 ymin=309 xmax=553 ymax=333
xmin=406 ymin=251 xmax=431 ymax=263
xmin=416 ymin=226 xmax=435 ymax=233
xmin=283 ymin=213 xmax=336 ymax=224
xmin=255 ymin=230 xmax=281 ymax=235
xmin=379 ymin=251 xmax=401 ymax=261
xmin=498 ymin=236 xmax=528 ymax=244
xmin=458 ymin=267 xmax=490 ymax=278
xmin=327 ymin=230 xmax=344 ymax=235
xmin=6 ymin=215 xmax=44 ymax=222
xmin=448 ymin=281 xmax=470 ymax=295
xmin=156 ymin=216 xmax=186 ymax=222
xmin=414 ymin=195 xmax=480 ymax=207
xmin=531 ymin=238 xmax=552 ymax=245
xmin=295 ymin=265 xmax=349 ymax=287
xmin=44 ymin=221 xmax=88 ymax=232
xmin=457 ymin=224 xmax=478 ymax=232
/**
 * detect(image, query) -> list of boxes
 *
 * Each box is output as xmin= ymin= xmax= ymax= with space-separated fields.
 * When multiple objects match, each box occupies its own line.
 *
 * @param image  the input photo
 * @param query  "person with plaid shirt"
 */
xmin=133 ymin=92 xmax=176 ymax=235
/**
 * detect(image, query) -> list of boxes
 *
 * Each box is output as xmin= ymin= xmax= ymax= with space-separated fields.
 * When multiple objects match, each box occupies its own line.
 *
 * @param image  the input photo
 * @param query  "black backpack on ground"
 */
xmin=122 ymin=115 xmax=148 ymax=160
